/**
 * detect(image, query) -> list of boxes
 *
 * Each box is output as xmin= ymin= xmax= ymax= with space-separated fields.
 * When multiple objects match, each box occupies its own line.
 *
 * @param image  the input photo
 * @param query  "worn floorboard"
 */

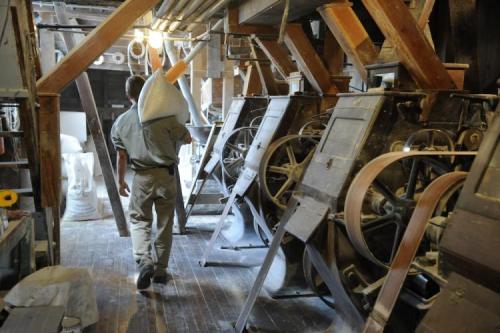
xmin=60 ymin=216 xmax=334 ymax=333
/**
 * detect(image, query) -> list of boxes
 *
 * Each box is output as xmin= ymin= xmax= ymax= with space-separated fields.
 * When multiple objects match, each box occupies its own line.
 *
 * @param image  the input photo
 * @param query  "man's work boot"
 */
xmin=152 ymin=268 xmax=169 ymax=284
xmin=136 ymin=263 xmax=154 ymax=290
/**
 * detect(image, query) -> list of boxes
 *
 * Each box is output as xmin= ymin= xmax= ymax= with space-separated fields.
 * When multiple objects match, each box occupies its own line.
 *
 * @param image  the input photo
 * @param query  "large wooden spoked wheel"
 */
xmin=259 ymin=135 xmax=318 ymax=210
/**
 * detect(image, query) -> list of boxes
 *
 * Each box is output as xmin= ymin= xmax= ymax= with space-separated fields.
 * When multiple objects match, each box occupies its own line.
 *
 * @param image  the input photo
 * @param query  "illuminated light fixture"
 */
xmin=403 ymin=146 xmax=411 ymax=152
xmin=93 ymin=55 xmax=105 ymax=65
xmin=148 ymin=30 xmax=164 ymax=49
xmin=134 ymin=29 xmax=145 ymax=42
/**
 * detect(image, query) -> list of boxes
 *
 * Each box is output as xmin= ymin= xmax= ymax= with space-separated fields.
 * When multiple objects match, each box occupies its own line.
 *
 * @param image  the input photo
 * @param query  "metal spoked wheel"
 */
xmin=249 ymin=115 xmax=264 ymax=129
xmin=298 ymin=120 xmax=327 ymax=137
xmin=302 ymin=219 xmax=383 ymax=312
xmin=403 ymin=129 xmax=455 ymax=152
xmin=220 ymin=126 xmax=257 ymax=182
xmin=259 ymin=135 xmax=318 ymax=210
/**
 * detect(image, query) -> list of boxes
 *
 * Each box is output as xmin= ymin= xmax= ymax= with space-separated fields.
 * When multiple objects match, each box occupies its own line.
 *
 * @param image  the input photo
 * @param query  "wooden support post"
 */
xmin=37 ymin=0 xmax=161 ymax=94
xmin=242 ymin=64 xmax=262 ymax=96
xmin=54 ymin=2 xmax=129 ymax=237
xmin=318 ymin=2 xmax=378 ymax=81
xmin=38 ymin=93 xmax=61 ymax=263
xmin=362 ymin=0 xmax=456 ymax=89
xmin=253 ymin=37 xmax=297 ymax=79
xmin=284 ymin=24 xmax=338 ymax=94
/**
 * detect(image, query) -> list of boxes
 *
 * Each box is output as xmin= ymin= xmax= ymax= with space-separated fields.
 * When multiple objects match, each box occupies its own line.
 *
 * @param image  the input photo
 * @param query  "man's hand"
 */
xmin=119 ymin=181 xmax=130 ymax=197
xmin=117 ymin=149 xmax=129 ymax=197
xmin=184 ymin=132 xmax=192 ymax=144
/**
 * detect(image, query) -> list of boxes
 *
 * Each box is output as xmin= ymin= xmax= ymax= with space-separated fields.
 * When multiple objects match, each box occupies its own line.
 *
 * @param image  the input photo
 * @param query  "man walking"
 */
xmin=111 ymin=75 xmax=191 ymax=289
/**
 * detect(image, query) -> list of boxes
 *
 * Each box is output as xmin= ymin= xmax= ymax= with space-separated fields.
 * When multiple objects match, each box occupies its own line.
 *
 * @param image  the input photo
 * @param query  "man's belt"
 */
xmin=135 ymin=164 xmax=176 ymax=175
xmin=160 ymin=164 xmax=175 ymax=175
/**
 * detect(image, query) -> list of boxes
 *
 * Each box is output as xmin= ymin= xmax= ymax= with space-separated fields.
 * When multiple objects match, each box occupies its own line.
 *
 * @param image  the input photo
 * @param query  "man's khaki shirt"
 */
xmin=111 ymin=105 xmax=190 ymax=170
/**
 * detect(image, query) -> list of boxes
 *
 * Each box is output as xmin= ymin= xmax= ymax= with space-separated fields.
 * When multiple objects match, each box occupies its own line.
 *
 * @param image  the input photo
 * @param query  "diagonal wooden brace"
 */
xmin=318 ymin=1 xmax=379 ymax=81
xmin=37 ymin=0 xmax=161 ymax=94
xmin=362 ymin=0 xmax=456 ymax=90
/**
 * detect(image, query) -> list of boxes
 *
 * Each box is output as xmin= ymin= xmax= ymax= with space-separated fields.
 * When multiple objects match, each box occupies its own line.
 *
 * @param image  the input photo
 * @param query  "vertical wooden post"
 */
xmin=38 ymin=93 xmax=61 ymax=263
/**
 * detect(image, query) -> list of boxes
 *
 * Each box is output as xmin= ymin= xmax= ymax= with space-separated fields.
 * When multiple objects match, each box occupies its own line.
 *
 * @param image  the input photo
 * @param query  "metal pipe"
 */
xmin=162 ymin=19 xmax=223 ymax=125
xmin=164 ymin=40 xmax=208 ymax=126
xmin=167 ymin=0 xmax=205 ymax=33
xmin=178 ymin=0 xmax=219 ymax=31
xmin=184 ymin=19 xmax=223 ymax=63
xmin=151 ymin=0 xmax=175 ymax=29
xmin=155 ymin=0 xmax=175 ymax=18
xmin=186 ymin=0 xmax=232 ymax=32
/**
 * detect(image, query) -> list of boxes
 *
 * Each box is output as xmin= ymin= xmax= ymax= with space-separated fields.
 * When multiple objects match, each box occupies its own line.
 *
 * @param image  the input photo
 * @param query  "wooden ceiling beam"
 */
xmin=284 ymin=24 xmax=338 ymax=94
xmin=361 ymin=0 xmax=455 ymax=89
xmin=318 ymin=1 xmax=378 ymax=81
xmin=225 ymin=5 xmax=276 ymax=35
xmin=253 ymin=37 xmax=297 ymax=79
xmin=37 ymin=0 xmax=161 ymax=94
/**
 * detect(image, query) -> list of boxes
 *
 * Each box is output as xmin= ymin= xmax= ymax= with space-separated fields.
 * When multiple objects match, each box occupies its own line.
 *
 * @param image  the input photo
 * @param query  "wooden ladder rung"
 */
xmin=0 ymin=160 xmax=29 ymax=168
xmin=35 ymin=240 xmax=48 ymax=254
xmin=0 ymin=131 xmax=24 ymax=137
xmin=13 ymin=188 xmax=33 ymax=196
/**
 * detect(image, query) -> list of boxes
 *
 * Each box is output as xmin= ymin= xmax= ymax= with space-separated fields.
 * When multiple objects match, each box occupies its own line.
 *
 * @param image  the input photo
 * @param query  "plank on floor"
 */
xmin=60 ymin=217 xmax=335 ymax=333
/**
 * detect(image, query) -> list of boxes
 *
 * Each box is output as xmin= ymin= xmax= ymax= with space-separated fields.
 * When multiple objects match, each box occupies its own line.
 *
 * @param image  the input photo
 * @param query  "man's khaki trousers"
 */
xmin=129 ymin=167 xmax=176 ymax=275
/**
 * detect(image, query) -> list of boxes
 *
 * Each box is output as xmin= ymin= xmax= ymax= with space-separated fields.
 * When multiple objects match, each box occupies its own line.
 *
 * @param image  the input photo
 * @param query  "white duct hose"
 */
xmin=164 ymin=39 xmax=209 ymax=126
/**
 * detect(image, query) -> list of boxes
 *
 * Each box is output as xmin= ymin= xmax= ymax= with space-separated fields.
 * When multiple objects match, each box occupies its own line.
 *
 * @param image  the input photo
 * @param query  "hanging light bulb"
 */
xmin=148 ymin=30 xmax=164 ymax=49
xmin=134 ymin=29 xmax=145 ymax=42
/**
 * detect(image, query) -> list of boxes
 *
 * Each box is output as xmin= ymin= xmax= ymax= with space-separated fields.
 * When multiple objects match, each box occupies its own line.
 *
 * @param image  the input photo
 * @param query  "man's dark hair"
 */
xmin=125 ymin=75 xmax=145 ymax=103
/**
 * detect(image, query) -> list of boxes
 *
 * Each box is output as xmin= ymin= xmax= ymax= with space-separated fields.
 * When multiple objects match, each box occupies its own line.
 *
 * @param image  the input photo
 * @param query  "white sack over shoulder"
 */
xmin=138 ymin=69 xmax=189 ymax=125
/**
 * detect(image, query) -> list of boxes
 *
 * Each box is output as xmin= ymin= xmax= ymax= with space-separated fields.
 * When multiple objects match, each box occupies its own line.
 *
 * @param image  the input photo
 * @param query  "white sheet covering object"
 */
xmin=138 ymin=69 xmax=189 ymax=125
xmin=62 ymin=152 xmax=102 ymax=221
xmin=4 ymin=266 xmax=98 ymax=328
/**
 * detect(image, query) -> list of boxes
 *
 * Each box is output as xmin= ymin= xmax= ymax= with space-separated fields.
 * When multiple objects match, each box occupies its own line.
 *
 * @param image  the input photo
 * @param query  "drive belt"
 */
xmin=362 ymin=171 xmax=468 ymax=333
xmin=345 ymin=151 xmax=476 ymax=266
xmin=343 ymin=151 xmax=476 ymax=333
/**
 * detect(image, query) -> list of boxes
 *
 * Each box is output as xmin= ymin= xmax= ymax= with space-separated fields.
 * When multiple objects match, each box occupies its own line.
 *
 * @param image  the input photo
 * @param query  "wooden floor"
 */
xmin=61 ymin=216 xmax=335 ymax=333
